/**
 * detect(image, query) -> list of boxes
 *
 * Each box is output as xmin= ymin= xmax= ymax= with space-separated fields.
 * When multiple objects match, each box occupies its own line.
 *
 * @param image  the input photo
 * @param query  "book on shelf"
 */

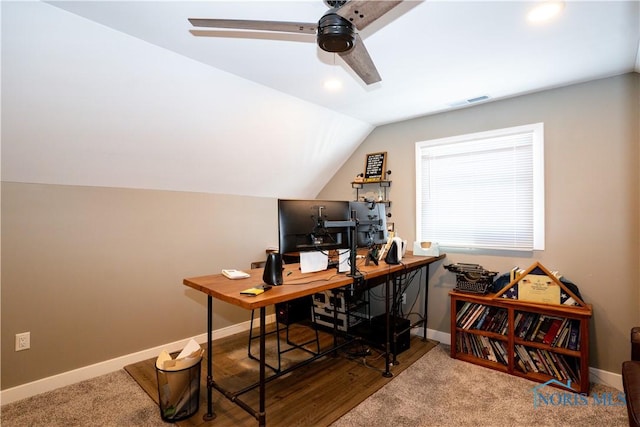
xmin=541 ymin=350 xmax=562 ymax=379
xmin=514 ymin=344 xmax=580 ymax=385
xmin=490 ymin=339 xmax=508 ymax=365
xmin=474 ymin=307 xmax=491 ymax=330
xmin=550 ymin=318 xmax=569 ymax=347
xmin=542 ymin=318 xmax=564 ymax=344
xmin=465 ymin=305 xmax=508 ymax=334
xmin=514 ymin=312 xmax=571 ymax=346
xmin=547 ymin=318 xmax=580 ymax=349
xmin=514 ymin=344 xmax=538 ymax=373
xmin=567 ymin=321 xmax=580 ymax=350
xmin=528 ymin=347 xmax=548 ymax=374
xmin=481 ymin=335 xmax=497 ymax=362
xmin=456 ymin=303 xmax=474 ymax=328
xmin=513 ymin=312 xmax=523 ymax=335
xmin=476 ymin=306 xmax=493 ymax=330
xmin=488 ymin=309 xmax=507 ymax=334
xmin=461 ymin=304 xmax=484 ymax=329
xmin=456 ymin=301 xmax=473 ymax=323
xmin=517 ymin=313 xmax=539 ymax=340
xmin=534 ymin=316 xmax=555 ymax=342
xmin=457 ymin=332 xmax=508 ymax=366
xmin=528 ymin=315 xmax=547 ymax=342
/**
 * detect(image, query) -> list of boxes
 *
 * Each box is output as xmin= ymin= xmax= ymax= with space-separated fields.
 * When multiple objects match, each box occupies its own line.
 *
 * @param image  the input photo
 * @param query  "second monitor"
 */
xmin=349 ymin=200 xmax=389 ymax=248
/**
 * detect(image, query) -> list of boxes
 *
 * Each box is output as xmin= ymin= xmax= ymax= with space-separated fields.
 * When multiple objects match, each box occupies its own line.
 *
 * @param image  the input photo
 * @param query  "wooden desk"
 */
xmin=183 ymin=253 xmax=445 ymax=426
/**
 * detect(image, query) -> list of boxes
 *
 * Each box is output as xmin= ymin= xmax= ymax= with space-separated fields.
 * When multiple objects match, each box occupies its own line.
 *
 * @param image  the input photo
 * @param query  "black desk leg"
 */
xmin=392 ymin=275 xmax=399 ymax=366
xmin=259 ymin=307 xmax=266 ymax=427
xmin=383 ymin=275 xmax=393 ymax=378
xmin=332 ymin=290 xmax=339 ymax=356
xmin=204 ymin=296 xmax=216 ymax=421
xmin=423 ymin=265 xmax=430 ymax=341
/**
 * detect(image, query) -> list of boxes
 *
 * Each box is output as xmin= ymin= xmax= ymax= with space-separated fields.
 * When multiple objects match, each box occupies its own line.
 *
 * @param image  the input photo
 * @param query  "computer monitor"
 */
xmin=349 ymin=201 xmax=389 ymax=248
xmin=278 ymin=199 xmax=351 ymax=256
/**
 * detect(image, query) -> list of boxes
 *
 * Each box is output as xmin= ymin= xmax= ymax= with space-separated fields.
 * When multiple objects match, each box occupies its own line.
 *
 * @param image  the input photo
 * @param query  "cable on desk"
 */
xmin=285 ymin=274 xmax=345 ymax=285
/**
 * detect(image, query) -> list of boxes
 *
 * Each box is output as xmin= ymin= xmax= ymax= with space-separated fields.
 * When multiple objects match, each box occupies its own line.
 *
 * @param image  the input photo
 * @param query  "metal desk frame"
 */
xmin=183 ymin=253 xmax=445 ymax=426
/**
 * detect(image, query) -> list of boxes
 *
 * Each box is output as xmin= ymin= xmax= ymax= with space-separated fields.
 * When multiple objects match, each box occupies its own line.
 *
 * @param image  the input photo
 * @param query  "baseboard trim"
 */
xmin=0 ymin=315 xmax=274 ymax=405
xmin=1 ymin=323 xmax=621 ymax=405
xmin=590 ymin=366 xmax=623 ymax=391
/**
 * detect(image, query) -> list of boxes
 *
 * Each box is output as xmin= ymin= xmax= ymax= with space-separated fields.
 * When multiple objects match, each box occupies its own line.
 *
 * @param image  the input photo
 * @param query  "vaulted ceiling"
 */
xmin=2 ymin=1 xmax=639 ymax=198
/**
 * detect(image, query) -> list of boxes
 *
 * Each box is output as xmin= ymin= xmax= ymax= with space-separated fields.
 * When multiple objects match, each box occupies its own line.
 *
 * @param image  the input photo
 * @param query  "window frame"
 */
xmin=415 ymin=122 xmax=545 ymax=252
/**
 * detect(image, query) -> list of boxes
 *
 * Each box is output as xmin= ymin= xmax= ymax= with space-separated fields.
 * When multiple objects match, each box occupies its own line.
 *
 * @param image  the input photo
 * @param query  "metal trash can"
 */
xmin=156 ymin=359 xmax=201 ymax=421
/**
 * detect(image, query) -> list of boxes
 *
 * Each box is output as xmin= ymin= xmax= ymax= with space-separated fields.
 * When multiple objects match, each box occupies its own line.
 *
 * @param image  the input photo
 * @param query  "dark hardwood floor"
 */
xmin=125 ymin=323 xmax=437 ymax=427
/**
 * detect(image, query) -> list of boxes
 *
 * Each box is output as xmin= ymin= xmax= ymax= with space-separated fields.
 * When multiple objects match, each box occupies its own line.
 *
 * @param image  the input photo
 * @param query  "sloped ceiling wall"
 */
xmin=1 ymin=1 xmax=373 ymax=198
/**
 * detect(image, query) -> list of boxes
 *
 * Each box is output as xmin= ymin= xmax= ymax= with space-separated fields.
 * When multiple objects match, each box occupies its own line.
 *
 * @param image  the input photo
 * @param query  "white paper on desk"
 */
xmin=337 ymin=249 xmax=350 ymax=273
xmin=300 ymin=251 xmax=328 ymax=273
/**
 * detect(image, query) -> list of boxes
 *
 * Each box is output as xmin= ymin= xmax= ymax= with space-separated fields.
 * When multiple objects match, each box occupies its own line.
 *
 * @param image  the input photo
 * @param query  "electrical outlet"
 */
xmin=402 ymin=293 xmax=407 ymax=304
xmin=15 ymin=332 xmax=30 ymax=351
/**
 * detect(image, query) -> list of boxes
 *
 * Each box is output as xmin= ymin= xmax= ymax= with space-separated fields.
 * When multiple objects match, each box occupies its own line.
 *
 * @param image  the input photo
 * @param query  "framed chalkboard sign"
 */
xmin=363 ymin=152 xmax=387 ymax=182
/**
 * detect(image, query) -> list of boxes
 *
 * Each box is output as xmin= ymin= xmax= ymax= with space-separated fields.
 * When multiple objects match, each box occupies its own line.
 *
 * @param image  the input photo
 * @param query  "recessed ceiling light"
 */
xmin=527 ymin=1 xmax=565 ymax=24
xmin=323 ymin=78 xmax=343 ymax=91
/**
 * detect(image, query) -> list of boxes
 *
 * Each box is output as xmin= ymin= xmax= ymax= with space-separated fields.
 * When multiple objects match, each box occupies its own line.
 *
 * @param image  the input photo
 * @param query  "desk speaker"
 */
xmin=263 ymin=253 xmax=283 ymax=286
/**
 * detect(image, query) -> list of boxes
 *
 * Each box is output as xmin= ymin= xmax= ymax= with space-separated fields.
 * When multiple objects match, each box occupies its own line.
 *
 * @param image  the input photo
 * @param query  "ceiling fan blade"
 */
xmin=189 ymin=30 xmax=316 ymax=44
xmin=338 ymin=34 xmax=381 ymax=85
xmin=188 ymin=18 xmax=317 ymax=34
xmin=336 ymin=0 xmax=404 ymax=30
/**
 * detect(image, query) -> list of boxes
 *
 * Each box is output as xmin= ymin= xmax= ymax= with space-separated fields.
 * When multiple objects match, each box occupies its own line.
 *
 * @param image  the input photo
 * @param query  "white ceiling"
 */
xmin=47 ymin=0 xmax=640 ymax=126
xmin=2 ymin=1 xmax=639 ymax=199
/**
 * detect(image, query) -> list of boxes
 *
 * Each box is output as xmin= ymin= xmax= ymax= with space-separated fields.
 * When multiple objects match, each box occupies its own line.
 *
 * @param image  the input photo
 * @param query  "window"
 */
xmin=415 ymin=123 xmax=544 ymax=251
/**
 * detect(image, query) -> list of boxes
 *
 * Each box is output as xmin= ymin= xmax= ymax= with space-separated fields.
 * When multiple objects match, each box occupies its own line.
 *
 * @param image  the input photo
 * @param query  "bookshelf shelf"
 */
xmin=450 ymin=290 xmax=592 ymax=394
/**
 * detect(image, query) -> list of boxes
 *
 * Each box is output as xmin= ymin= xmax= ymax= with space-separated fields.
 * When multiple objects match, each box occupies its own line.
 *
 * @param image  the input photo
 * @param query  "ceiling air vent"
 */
xmin=448 ymin=95 xmax=491 ymax=108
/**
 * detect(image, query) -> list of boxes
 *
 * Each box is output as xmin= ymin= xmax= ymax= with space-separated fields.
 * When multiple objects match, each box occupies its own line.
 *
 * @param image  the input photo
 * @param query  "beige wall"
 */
xmin=318 ymin=73 xmax=640 ymax=374
xmin=2 ymin=73 xmax=638 ymax=391
xmin=1 ymin=184 xmax=278 ymax=388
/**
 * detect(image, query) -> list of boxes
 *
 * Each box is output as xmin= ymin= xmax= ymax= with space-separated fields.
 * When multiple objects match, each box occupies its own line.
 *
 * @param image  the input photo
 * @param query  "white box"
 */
xmin=413 ymin=241 xmax=440 ymax=256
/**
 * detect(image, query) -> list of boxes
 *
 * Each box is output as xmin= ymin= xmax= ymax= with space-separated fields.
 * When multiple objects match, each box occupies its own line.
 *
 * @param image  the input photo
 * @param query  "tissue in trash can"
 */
xmin=156 ymin=338 xmax=203 ymax=371
xmin=156 ymin=338 xmax=203 ymax=412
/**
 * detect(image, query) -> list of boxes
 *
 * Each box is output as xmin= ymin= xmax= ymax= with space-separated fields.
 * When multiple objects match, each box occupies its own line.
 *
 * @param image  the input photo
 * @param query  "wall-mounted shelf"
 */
xmin=351 ymin=180 xmax=392 ymax=188
xmin=351 ymin=179 xmax=392 ymax=209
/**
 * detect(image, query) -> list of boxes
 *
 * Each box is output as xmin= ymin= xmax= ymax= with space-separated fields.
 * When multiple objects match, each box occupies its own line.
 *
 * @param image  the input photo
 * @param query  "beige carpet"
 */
xmin=1 ymin=344 xmax=628 ymax=427
xmin=0 ymin=369 xmax=165 ymax=426
xmin=331 ymin=345 xmax=628 ymax=427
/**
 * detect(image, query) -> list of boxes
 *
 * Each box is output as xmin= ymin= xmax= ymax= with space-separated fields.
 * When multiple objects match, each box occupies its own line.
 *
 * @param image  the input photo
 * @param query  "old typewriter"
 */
xmin=444 ymin=263 xmax=497 ymax=294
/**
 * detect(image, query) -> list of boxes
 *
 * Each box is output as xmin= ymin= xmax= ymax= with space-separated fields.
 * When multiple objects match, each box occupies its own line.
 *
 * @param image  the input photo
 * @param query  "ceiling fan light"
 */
xmin=317 ymin=13 xmax=355 ymax=53
xmin=323 ymin=78 xmax=343 ymax=91
xmin=527 ymin=1 xmax=565 ymax=23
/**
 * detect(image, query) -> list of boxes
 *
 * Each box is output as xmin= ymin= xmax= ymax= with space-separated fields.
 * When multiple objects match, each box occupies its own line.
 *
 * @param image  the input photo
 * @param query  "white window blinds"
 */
xmin=415 ymin=123 xmax=544 ymax=251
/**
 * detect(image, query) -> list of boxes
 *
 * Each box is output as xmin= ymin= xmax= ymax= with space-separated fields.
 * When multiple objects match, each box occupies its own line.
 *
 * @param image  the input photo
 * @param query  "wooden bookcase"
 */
xmin=449 ymin=290 xmax=592 ymax=394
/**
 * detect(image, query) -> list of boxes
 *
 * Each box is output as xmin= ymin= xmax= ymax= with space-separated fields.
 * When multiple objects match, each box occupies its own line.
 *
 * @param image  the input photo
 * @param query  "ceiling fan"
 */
xmin=188 ymin=0 xmax=404 ymax=85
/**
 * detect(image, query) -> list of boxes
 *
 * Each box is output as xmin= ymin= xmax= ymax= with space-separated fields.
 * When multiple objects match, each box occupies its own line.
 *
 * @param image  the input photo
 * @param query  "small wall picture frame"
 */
xmin=363 ymin=152 xmax=387 ymax=182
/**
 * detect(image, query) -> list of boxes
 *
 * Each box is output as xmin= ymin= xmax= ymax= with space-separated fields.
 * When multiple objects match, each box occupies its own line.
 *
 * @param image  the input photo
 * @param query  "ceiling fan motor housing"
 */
xmin=317 ymin=13 xmax=355 ymax=53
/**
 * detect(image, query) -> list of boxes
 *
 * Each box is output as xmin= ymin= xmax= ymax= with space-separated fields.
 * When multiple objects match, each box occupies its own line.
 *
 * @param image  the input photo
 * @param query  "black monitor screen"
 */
xmin=278 ymin=199 xmax=351 ymax=255
xmin=349 ymin=201 xmax=389 ymax=248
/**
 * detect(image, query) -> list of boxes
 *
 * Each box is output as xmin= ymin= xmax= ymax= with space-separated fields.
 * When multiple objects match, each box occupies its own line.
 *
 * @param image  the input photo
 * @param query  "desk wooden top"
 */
xmin=183 ymin=253 xmax=445 ymax=311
